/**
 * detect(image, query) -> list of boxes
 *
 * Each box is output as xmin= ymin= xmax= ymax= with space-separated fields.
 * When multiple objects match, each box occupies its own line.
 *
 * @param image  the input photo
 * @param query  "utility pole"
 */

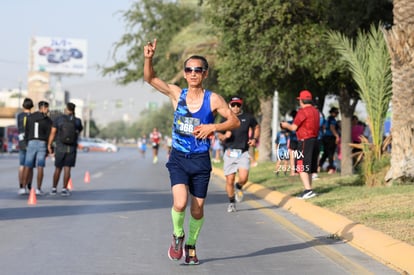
xmin=17 ymin=80 xmax=22 ymax=112
xmin=271 ymin=90 xmax=279 ymax=161
xmin=86 ymin=93 xmax=90 ymax=138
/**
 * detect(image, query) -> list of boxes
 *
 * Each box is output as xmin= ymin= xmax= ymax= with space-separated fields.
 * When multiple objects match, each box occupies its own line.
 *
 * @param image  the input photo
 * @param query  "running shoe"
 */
xmin=227 ymin=203 xmax=236 ymax=213
xmin=61 ymin=188 xmax=71 ymax=197
xmin=18 ymin=188 xmax=27 ymax=195
xmin=298 ymin=190 xmax=317 ymax=199
xmin=184 ymin=244 xmax=199 ymax=265
xmin=35 ymin=189 xmax=45 ymax=196
xmin=234 ymin=183 xmax=244 ymax=203
xmin=49 ymin=188 xmax=57 ymax=195
xmin=168 ymin=234 xmax=184 ymax=261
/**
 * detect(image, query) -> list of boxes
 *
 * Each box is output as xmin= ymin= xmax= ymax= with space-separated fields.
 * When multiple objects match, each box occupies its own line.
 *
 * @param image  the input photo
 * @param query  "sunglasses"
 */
xmin=184 ymin=67 xmax=204 ymax=74
xmin=230 ymin=103 xmax=241 ymax=108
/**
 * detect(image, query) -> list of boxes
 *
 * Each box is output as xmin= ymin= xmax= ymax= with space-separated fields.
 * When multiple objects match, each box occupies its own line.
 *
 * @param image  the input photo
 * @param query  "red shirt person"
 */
xmin=150 ymin=127 xmax=162 ymax=163
xmin=280 ymin=90 xmax=320 ymax=199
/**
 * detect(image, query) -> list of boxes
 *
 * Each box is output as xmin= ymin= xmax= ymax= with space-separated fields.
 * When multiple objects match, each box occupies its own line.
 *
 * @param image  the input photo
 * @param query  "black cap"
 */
xmin=329 ymin=107 xmax=339 ymax=113
xmin=38 ymin=101 xmax=49 ymax=108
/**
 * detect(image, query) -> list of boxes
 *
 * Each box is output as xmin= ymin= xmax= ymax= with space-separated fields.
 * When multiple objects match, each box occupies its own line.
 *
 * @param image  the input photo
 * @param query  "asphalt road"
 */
xmin=0 ymin=147 xmax=398 ymax=275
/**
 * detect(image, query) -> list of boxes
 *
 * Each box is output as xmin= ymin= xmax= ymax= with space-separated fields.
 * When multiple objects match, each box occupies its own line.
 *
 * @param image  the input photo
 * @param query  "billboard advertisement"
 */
xmin=30 ymin=36 xmax=88 ymax=75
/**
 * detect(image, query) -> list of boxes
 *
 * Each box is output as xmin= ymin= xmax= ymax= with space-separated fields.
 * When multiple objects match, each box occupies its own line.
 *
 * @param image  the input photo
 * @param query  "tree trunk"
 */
xmin=337 ymin=88 xmax=358 ymax=176
xmin=257 ymin=97 xmax=272 ymax=162
xmin=383 ymin=0 xmax=414 ymax=182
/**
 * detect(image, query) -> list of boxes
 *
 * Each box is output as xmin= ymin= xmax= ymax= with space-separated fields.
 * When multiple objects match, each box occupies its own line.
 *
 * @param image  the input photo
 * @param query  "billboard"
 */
xmin=30 ymin=36 xmax=88 ymax=75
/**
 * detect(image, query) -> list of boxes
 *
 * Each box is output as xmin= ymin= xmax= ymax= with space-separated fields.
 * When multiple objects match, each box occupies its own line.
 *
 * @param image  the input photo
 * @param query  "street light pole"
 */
xmin=272 ymin=90 xmax=279 ymax=161
xmin=17 ymin=80 xmax=22 ymax=112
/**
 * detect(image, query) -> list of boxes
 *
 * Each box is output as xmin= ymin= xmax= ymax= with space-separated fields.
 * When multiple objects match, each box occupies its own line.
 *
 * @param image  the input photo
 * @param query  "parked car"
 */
xmin=0 ymin=126 xmax=19 ymax=152
xmin=78 ymin=138 xmax=118 ymax=152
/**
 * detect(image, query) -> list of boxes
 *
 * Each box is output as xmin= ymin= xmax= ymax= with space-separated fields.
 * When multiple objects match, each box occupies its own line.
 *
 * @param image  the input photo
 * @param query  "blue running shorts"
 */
xmin=166 ymin=148 xmax=212 ymax=199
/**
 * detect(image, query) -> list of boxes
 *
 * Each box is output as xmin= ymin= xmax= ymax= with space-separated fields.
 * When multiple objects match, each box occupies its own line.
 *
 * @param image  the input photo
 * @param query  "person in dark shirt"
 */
xmin=217 ymin=96 xmax=260 ymax=213
xmin=287 ymin=110 xmax=298 ymax=176
xmin=319 ymin=107 xmax=340 ymax=174
xmin=47 ymin=102 xmax=83 ymax=197
xmin=16 ymin=98 xmax=34 ymax=195
xmin=22 ymin=100 xmax=52 ymax=195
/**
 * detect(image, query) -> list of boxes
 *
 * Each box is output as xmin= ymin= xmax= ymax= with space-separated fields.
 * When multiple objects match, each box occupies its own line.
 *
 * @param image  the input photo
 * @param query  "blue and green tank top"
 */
xmin=172 ymin=88 xmax=215 ymax=153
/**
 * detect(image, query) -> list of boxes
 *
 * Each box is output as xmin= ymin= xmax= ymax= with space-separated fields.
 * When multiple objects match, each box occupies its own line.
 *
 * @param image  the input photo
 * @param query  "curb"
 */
xmin=212 ymin=167 xmax=414 ymax=274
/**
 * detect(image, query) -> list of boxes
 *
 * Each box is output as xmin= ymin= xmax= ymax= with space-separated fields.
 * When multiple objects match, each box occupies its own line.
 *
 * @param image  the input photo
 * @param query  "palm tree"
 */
xmin=383 ymin=0 xmax=414 ymax=182
xmin=327 ymin=24 xmax=392 ymax=184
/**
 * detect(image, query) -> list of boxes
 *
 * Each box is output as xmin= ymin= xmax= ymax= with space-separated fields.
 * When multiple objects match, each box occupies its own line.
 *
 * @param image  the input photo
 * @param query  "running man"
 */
xmin=217 ymin=96 xmax=260 ymax=212
xmin=144 ymin=39 xmax=240 ymax=264
xmin=150 ymin=127 xmax=162 ymax=163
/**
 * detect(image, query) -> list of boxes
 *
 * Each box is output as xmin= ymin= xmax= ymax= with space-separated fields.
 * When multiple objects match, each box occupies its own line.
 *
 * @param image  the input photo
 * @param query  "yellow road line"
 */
xmin=246 ymin=198 xmax=373 ymax=275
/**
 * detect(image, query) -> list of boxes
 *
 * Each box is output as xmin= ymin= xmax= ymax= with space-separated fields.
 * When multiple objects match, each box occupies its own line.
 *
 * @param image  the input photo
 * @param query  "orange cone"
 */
xmin=84 ymin=171 xmax=90 ymax=183
xmin=28 ymin=188 xmax=37 ymax=205
xmin=67 ymin=178 xmax=73 ymax=190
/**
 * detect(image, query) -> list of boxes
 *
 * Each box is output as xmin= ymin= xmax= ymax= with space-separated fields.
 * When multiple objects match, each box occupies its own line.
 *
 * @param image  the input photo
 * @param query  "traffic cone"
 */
xmin=67 ymin=178 xmax=73 ymax=190
xmin=84 ymin=171 xmax=90 ymax=183
xmin=27 ymin=188 xmax=37 ymax=205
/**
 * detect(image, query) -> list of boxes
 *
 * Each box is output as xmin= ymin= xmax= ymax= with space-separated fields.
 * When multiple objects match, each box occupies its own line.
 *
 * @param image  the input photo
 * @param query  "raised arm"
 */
xmin=143 ymin=39 xmax=181 ymax=102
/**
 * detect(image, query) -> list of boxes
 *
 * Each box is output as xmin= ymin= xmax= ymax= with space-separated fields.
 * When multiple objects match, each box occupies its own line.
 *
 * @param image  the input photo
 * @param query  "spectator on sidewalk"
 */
xmin=274 ymin=129 xmax=289 ymax=176
xmin=280 ymin=90 xmax=320 ymax=199
xmin=22 ymin=101 xmax=52 ymax=195
xmin=319 ymin=107 xmax=340 ymax=174
xmin=16 ymin=98 xmax=34 ymax=195
xmin=47 ymin=102 xmax=83 ymax=196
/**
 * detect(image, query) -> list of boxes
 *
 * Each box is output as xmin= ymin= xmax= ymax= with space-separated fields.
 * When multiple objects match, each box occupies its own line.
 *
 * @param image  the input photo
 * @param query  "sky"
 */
xmin=0 ymin=0 xmax=168 ymax=126
xmin=0 ymin=0 xmax=134 ymax=88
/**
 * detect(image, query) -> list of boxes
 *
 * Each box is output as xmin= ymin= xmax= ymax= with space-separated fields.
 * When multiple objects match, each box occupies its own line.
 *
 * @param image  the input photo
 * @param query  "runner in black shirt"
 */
xmin=217 ymin=96 xmax=260 ymax=212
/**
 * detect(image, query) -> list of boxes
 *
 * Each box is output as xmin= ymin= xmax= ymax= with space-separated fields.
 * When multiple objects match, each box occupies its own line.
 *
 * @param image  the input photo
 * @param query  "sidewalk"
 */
xmin=212 ymin=167 xmax=414 ymax=274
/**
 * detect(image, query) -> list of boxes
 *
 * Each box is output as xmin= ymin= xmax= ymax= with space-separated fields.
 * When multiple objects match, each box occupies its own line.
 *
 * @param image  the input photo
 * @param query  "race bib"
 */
xmin=227 ymin=149 xmax=242 ymax=158
xmin=176 ymin=116 xmax=200 ymax=136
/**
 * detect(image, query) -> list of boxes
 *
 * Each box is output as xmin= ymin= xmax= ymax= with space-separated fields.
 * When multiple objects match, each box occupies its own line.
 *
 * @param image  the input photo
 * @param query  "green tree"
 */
xmin=100 ymin=121 xmax=129 ymax=141
xmin=206 ymin=0 xmax=337 ymax=161
xmin=101 ymin=0 xmax=203 ymax=84
xmin=206 ymin=0 xmax=391 ymax=168
xmin=327 ymin=24 xmax=392 ymax=185
xmin=88 ymin=119 xmax=100 ymax=138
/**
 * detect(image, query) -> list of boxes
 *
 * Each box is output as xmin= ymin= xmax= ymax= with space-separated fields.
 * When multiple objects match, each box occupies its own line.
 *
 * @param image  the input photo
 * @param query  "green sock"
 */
xmin=171 ymin=208 xmax=185 ymax=237
xmin=186 ymin=215 xmax=205 ymax=246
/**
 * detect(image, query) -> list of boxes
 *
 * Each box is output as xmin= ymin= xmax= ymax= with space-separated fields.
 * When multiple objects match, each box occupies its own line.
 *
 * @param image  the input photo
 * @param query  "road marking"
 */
xmin=92 ymin=172 xmax=103 ymax=179
xmin=247 ymin=199 xmax=373 ymax=275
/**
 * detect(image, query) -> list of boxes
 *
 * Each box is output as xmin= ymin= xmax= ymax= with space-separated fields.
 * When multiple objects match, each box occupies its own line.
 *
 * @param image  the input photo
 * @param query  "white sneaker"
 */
xmin=18 ymin=188 xmax=27 ymax=195
xmin=227 ymin=203 xmax=236 ymax=213
xmin=61 ymin=188 xmax=71 ymax=197
xmin=49 ymin=188 xmax=57 ymax=195
xmin=35 ymin=189 xmax=45 ymax=196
